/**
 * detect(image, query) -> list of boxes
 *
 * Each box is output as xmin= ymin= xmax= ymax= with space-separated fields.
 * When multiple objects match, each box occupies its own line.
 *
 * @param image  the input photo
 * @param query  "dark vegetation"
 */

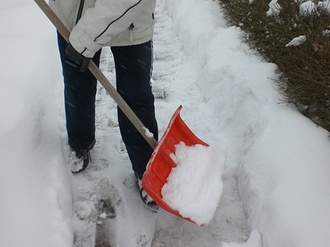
xmin=218 ymin=0 xmax=330 ymax=132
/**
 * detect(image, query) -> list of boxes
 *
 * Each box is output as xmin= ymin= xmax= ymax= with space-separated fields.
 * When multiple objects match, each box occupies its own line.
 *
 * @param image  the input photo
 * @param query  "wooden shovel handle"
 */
xmin=34 ymin=0 xmax=157 ymax=149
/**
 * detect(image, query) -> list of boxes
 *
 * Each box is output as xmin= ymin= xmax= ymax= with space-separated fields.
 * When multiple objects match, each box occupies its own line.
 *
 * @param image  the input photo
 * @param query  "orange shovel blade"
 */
xmin=142 ymin=105 xmax=208 ymax=222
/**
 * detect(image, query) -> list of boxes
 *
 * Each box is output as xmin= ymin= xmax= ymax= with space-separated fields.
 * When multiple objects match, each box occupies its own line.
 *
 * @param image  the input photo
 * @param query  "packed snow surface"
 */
xmin=161 ymin=142 xmax=225 ymax=226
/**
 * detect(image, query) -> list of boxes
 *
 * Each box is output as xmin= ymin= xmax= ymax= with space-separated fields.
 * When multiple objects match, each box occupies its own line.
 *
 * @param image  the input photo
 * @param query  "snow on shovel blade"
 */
xmin=142 ymin=105 xmax=209 ymax=225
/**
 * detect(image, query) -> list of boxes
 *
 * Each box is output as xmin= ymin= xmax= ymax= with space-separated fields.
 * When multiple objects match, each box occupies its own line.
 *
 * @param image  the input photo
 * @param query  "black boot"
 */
xmin=70 ymin=149 xmax=91 ymax=173
xmin=134 ymin=173 xmax=158 ymax=210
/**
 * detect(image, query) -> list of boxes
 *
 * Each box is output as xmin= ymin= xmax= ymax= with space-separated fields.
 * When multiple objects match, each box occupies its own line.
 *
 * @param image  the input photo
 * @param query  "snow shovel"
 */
xmin=142 ymin=105 xmax=209 ymax=223
xmin=35 ymin=0 xmax=208 ymax=224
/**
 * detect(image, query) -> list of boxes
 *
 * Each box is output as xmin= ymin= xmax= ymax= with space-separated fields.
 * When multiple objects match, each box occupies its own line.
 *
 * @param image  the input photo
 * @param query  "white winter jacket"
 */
xmin=49 ymin=0 xmax=156 ymax=57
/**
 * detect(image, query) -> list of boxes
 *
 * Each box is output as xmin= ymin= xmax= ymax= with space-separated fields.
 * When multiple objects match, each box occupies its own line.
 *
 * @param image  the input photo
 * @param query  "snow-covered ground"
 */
xmin=1 ymin=0 xmax=330 ymax=246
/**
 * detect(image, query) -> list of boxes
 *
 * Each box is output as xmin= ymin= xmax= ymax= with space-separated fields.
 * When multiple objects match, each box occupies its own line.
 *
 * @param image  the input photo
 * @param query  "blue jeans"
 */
xmin=57 ymin=33 xmax=158 ymax=174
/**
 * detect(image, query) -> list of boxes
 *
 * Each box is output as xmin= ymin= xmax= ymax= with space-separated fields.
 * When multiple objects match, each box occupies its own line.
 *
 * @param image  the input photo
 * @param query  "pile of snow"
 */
xmin=161 ymin=142 xmax=225 ymax=226
xmin=299 ymin=1 xmax=317 ymax=16
xmin=266 ymin=0 xmax=327 ymax=17
xmin=285 ymin=35 xmax=306 ymax=47
xmin=318 ymin=0 xmax=330 ymax=15
xmin=165 ymin=0 xmax=330 ymax=246
xmin=266 ymin=0 xmax=281 ymax=17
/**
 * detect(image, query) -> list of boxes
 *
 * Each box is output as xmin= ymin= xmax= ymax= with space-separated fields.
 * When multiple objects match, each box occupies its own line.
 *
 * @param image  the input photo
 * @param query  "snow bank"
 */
xmin=0 ymin=2 xmax=73 ymax=247
xmin=239 ymin=110 xmax=330 ymax=247
xmin=164 ymin=0 xmax=330 ymax=246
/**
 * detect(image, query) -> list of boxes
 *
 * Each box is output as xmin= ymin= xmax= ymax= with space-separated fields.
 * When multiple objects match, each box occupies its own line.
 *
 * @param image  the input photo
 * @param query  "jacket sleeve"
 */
xmin=69 ymin=0 xmax=148 ymax=57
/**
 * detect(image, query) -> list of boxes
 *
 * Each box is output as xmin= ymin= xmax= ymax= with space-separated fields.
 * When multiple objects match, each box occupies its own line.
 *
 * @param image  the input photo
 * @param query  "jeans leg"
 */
xmin=57 ymin=32 xmax=101 ymax=150
xmin=111 ymin=41 xmax=158 ymax=174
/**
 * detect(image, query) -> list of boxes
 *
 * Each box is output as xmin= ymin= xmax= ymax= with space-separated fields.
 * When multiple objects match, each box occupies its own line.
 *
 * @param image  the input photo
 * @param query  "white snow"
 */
xmin=99 ymin=212 xmax=107 ymax=219
xmin=299 ymin=1 xmax=317 ymax=16
xmin=222 ymin=230 xmax=262 ymax=247
xmin=285 ymin=35 xmax=306 ymax=47
xmin=74 ymin=201 xmax=93 ymax=220
xmin=269 ymin=0 xmax=322 ymax=17
xmin=1 ymin=0 xmax=330 ymax=246
xmin=318 ymin=0 xmax=330 ymax=15
xmin=266 ymin=0 xmax=281 ymax=17
xmin=143 ymin=126 xmax=155 ymax=138
xmin=161 ymin=142 xmax=225 ymax=226
xmin=69 ymin=150 xmax=85 ymax=173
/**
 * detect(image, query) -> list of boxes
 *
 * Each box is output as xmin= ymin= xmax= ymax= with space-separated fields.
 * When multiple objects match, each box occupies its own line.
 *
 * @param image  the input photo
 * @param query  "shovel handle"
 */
xmin=34 ymin=0 xmax=157 ymax=149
